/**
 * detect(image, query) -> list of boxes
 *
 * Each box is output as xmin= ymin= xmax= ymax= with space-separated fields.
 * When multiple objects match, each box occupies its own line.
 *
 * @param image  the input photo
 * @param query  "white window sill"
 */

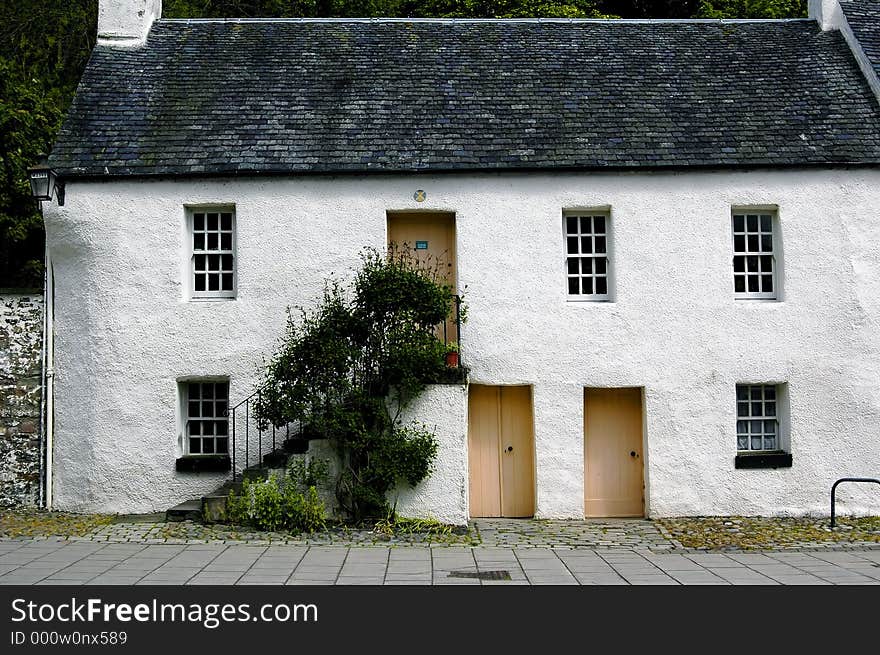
xmin=188 ymin=296 xmax=237 ymax=303
xmin=734 ymin=296 xmax=782 ymax=303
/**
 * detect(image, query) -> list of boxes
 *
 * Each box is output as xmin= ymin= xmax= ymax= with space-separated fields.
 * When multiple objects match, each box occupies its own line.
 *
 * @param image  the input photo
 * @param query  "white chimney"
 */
xmin=808 ymin=0 xmax=844 ymax=31
xmin=98 ymin=0 xmax=162 ymax=47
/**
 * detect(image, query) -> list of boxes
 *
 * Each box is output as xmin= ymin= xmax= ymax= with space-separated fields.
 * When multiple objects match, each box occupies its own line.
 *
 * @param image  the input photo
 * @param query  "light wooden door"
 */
xmin=468 ymin=385 xmax=502 ymax=518
xmin=468 ymin=385 xmax=535 ymax=518
xmin=584 ymin=388 xmax=644 ymax=517
xmin=387 ymin=212 xmax=456 ymax=286
xmin=387 ymin=212 xmax=457 ymax=341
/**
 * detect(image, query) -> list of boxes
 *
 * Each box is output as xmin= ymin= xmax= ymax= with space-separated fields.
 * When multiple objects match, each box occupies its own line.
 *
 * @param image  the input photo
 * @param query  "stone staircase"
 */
xmin=166 ymin=435 xmax=311 ymax=523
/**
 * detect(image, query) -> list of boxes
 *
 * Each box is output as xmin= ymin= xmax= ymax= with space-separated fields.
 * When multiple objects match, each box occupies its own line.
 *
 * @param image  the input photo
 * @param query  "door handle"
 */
xmin=506 ymin=446 xmax=513 ymax=453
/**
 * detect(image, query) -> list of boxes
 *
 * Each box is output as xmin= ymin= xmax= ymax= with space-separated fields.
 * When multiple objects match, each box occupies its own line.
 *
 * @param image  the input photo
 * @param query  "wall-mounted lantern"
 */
xmin=27 ymin=154 xmax=64 ymax=206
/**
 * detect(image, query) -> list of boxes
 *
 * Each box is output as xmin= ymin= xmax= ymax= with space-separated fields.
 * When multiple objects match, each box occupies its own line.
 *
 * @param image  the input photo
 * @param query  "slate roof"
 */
xmin=841 ymin=0 xmax=880 ymax=79
xmin=50 ymin=19 xmax=880 ymax=178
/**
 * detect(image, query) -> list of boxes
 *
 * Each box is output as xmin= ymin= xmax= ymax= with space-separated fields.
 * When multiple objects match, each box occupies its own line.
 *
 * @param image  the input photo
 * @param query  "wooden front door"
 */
xmin=468 ymin=385 xmax=535 ymax=518
xmin=387 ymin=212 xmax=457 ymax=341
xmin=387 ymin=212 xmax=456 ymax=286
xmin=584 ymin=387 xmax=645 ymax=517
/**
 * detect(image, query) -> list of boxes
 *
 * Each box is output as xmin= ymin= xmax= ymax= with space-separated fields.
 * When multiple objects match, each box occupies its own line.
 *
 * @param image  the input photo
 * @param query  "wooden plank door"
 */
xmin=387 ymin=212 xmax=456 ymax=286
xmin=468 ymin=385 xmax=502 ymax=518
xmin=584 ymin=388 xmax=644 ymax=517
xmin=468 ymin=385 xmax=535 ymax=518
xmin=387 ymin=212 xmax=457 ymax=341
xmin=500 ymin=386 xmax=536 ymax=518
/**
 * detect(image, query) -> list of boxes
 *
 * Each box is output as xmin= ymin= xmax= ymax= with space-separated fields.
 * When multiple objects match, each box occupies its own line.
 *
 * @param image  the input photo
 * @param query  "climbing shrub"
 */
xmin=254 ymin=246 xmax=459 ymax=522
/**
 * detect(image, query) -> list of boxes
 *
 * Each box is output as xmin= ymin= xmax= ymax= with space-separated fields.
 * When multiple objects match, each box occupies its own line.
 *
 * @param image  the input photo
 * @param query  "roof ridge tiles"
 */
xmin=157 ymin=17 xmax=815 ymax=25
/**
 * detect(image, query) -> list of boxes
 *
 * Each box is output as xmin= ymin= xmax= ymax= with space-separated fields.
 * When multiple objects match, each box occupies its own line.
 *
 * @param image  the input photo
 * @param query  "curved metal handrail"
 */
xmin=830 ymin=477 xmax=880 ymax=528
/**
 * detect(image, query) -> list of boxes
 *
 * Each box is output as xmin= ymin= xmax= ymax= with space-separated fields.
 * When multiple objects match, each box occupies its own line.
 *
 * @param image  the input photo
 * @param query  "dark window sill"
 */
xmin=735 ymin=451 xmax=792 ymax=469
xmin=176 ymin=455 xmax=231 ymax=473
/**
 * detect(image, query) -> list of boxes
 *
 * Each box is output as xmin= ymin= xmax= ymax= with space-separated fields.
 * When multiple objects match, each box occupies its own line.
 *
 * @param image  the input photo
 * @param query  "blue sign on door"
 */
xmin=415 ymin=241 xmax=428 ymax=250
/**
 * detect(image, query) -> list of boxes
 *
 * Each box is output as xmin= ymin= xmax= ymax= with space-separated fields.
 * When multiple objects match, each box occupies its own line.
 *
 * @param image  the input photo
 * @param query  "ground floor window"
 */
xmin=734 ymin=382 xmax=792 ymax=469
xmin=736 ymin=384 xmax=778 ymax=451
xmin=184 ymin=380 xmax=229 ymax=455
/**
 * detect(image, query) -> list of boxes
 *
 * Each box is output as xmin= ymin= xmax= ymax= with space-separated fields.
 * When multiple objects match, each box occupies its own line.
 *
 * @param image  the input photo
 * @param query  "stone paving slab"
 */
xmin=2 ymin=515 xmax=880 ymax=587
xmin=0 ymin=538 xmax=877 ymax=586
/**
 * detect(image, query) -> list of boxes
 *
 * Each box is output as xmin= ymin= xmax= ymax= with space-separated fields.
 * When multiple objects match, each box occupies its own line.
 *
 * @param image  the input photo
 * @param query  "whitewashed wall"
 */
xmin=43 ymin=168 xmax=880 ymax=519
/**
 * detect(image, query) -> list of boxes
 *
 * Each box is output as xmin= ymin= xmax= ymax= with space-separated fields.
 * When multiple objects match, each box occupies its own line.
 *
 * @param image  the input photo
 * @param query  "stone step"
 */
xmin=165 ymin=499 xmax=202 ymax=522
xmin=167 ymin=453 xmax=302 ymax=524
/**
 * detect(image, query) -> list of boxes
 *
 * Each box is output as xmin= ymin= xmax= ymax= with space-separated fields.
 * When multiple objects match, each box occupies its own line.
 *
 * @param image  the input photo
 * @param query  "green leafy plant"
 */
xmin=226 ymin=482 xmax=251 ymax=526
xmin=373 ymin=514 xmax=455 ymax=537
xmin=225 ymin=473 xmax=326 ymax=533
xmin=254 ymin=246 xmax=455 ymax=521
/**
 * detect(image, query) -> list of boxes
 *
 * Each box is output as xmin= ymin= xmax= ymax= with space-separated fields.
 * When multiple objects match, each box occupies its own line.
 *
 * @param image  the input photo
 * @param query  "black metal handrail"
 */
xmin=227 ymin=385 xmax=287 ymax=480
xmin=830 ymin=477 xmax=880 ymax=528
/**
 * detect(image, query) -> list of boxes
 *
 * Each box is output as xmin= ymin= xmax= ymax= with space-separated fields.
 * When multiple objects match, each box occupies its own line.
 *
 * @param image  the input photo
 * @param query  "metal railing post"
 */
xmin=455 ymin=294 xmax=462 ymax=366
xmin=231 ymin=407 xmax=236 ymax=478
xmin=245 ymin=400 xmax=249 ymax=472
xmin=257 ymin=391 xmax=262 ymax=466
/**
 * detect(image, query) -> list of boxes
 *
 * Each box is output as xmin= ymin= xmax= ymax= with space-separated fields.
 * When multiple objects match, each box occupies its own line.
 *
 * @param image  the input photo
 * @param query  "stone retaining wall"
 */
xmin=0 ymin=293 xmax=44 ymax=507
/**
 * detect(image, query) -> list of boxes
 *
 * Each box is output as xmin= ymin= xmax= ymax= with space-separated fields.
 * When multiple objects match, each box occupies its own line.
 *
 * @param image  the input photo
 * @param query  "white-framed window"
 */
xmin=188 ymin=207 xmax=235 ymax=299
xmin=565 ymin=211 xmax=610 ymax=300
xmin=732 ymin=210 xmax=776 ymax=299
xmin=736 ymin=384 xmax=779 ymax=452
xmin=183 ymin=380 xmax=229 ymax=455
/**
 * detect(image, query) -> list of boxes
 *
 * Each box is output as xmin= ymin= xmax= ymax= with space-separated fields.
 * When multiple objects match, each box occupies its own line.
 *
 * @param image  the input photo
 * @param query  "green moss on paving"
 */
xmin=0 ymin=509 xmax=115 ymax=538
xmin=156 ymin=518 xmax=479 ymax=546
xmin=658 ymin=516 xmax=880 ymax=550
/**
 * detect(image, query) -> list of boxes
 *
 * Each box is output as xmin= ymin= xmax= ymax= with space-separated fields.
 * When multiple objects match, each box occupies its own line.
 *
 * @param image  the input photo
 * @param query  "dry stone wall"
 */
xmin=0 ymin=293 xmax=43 ymax=507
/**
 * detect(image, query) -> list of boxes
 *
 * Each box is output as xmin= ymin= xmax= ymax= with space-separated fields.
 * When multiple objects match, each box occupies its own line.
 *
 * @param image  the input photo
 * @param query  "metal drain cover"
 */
xmin=448 ymin=570 xmax=511 ymax=580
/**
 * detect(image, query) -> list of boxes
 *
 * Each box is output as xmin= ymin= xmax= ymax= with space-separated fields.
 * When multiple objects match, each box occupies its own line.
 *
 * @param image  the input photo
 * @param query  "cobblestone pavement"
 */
xmin=4 ymin=515 xmax=878 ymax=551
xmin=68 ymin=517 xmax=677 ymax=550
xmin=0 ymin=538 xmax=879 ymax=585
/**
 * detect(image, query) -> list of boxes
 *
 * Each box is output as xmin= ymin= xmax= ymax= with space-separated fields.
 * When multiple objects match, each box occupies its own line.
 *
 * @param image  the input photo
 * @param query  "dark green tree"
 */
xmin=694 ymin=0 xmax=806 ymax=18
xmin=0 ymin=0 xmax=98 ymax=288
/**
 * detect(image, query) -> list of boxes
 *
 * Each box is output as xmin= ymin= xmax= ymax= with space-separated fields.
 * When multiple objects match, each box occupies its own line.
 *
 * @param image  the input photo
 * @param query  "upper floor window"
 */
xmin=565 ymin=211 xmax=610 ymax=301
xmin=732 ymin=210 xmax=776 ymax=299
xmin=189 ymin=207 xmax=235 ymax=299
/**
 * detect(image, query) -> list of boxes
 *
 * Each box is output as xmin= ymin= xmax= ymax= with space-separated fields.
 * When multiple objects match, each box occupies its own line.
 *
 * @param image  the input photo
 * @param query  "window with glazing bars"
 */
xmin=186 ymin=381 xmax=229 ymax=455
xmin=191 ymin=209 xmax=235 ymax=298
xmin=732 ymin=212 xmax=776 ymax=299
xmin=565 ymin=213 xmax=609 ymax=299
xmin=736 ymin=384 xmax=778 ymax=451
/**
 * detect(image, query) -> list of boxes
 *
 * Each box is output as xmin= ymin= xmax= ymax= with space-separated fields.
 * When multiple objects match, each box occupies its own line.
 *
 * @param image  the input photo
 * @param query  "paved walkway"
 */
xmin=1 ymin=517 xmax=878 ymax=585
xmin=1 ymin=539 xmax=879 ymax=585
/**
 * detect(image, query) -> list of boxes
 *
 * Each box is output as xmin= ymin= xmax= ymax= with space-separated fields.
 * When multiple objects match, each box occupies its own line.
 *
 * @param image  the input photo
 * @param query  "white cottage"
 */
xmin=41 ymin=0 xmax=880 ymax=524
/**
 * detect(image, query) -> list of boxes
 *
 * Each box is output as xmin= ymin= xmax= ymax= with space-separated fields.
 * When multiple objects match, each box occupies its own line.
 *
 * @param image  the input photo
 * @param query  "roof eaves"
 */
xmin=56 ymin=160 xmax=880 ymax=183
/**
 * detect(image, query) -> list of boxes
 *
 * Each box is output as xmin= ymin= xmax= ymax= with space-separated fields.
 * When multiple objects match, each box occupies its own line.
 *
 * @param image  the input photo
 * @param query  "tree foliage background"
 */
xmin=0 ymin=0 xmax=805 ymax=288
